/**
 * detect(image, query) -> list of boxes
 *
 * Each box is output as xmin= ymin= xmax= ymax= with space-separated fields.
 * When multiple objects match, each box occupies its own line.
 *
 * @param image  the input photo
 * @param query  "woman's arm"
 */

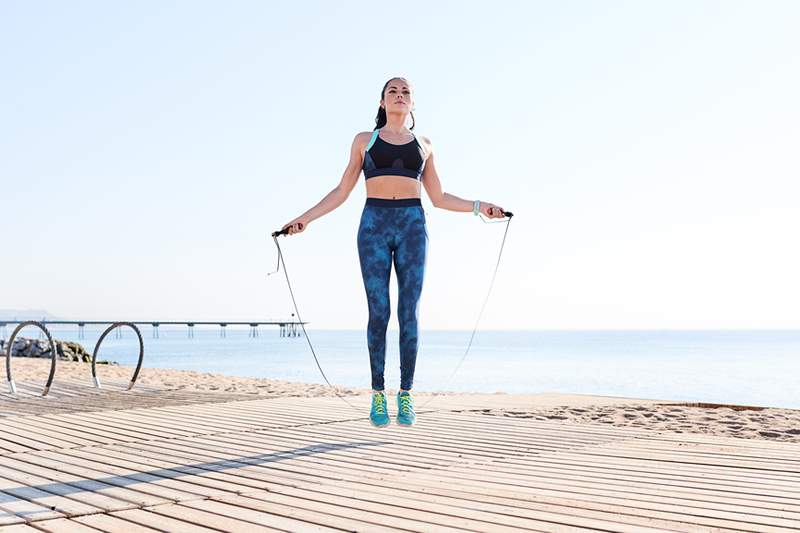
xmin=420 ymin=138 xmax=506 ymax=218
xmin=281 ymin=132 xmax=368 ymax=235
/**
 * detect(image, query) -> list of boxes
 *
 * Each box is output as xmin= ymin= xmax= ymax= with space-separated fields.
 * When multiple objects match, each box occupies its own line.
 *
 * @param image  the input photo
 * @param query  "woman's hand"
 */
xmin=281 ymin=216 xmax=310 ymax=236
xmin=480 ymin=202 xmax=506 ymax=219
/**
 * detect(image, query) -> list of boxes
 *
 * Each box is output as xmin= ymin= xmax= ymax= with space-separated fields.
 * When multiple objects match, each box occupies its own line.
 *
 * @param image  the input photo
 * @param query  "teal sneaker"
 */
xmin=396 ymin=391 xmax=416 ymax=426
xmin=369 ymin=391 xmax=390 ymax=428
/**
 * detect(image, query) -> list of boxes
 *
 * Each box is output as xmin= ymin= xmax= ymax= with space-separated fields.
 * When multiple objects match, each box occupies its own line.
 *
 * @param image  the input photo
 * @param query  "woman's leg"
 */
xmin=393 ymin=206 xmax=428 ymax=392
xmin=357 ymin=206 xmax=393 ymax=392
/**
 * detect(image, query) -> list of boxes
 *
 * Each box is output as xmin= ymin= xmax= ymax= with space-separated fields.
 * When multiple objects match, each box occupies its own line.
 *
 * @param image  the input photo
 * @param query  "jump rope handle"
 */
xmin=272 ymin=222 xmax=304 ymax=238
xmin=488 ymin=207 xmax=514 ymax=218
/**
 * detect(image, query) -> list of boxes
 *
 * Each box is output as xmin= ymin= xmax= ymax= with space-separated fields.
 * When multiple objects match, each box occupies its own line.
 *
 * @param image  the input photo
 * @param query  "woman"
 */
xmin=281 ymin=77 xmax=506 ymax=428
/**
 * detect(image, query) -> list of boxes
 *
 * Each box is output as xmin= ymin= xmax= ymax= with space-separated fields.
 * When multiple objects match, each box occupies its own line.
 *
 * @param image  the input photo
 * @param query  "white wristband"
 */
xmin=473 ymin=200 xmax=480 ymax=216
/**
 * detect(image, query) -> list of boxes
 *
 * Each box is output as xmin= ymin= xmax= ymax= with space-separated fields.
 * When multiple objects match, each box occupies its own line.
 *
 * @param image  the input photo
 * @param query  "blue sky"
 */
xmin=2 ymin=1 xmax=798 ymax=329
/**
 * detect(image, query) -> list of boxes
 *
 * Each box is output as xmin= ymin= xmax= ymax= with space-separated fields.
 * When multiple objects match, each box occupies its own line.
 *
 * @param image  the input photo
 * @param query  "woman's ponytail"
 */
xmin=374 ymin=104 xmax=387 ymax=130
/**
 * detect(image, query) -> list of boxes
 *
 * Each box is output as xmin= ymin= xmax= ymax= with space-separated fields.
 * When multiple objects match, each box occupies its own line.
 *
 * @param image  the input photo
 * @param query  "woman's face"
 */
xmin=381 ymin=79 xmax=414 ymax=114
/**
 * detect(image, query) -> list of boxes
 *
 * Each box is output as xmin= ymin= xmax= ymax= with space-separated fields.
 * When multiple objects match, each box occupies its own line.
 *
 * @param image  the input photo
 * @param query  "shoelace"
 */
xmin=399 ymin=394 xmax=414 ymax=414
xmin=372 ymin=394 xmax=386 ymax=414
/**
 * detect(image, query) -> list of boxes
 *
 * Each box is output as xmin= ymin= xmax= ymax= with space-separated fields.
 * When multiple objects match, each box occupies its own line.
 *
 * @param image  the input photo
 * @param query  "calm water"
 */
xmin=7 ymin=327 xmax=800 ymax=409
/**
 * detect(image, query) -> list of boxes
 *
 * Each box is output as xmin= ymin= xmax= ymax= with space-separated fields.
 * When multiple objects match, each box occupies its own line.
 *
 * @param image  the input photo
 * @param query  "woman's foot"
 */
xmin=369 ymin=391 xmax=390 ymax=427
xmin=396 ymin=390 xmax=416 ymax=426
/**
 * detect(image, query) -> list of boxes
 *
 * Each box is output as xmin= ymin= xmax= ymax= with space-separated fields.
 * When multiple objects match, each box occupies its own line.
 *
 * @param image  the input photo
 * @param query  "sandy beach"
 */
xmin=7 ymin=358 xmax=800 ymax=443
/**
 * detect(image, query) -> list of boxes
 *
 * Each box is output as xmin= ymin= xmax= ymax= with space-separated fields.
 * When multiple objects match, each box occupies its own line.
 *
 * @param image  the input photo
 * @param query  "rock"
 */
xmin=1 ymin=337 xmax=92 ymax=361
xmin=56 ymin=340 xmax=91 ymax=362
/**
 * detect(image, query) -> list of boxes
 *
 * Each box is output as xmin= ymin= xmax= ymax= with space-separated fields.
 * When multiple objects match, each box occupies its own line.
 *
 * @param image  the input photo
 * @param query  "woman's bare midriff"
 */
xmin=365 ymin=175 xmax=422 ymax=199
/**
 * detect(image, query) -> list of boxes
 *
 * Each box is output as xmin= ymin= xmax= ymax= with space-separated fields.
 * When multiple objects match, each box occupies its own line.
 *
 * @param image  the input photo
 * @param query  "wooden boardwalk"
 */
xmin=0 ymin=380 xmax=799 ymax=532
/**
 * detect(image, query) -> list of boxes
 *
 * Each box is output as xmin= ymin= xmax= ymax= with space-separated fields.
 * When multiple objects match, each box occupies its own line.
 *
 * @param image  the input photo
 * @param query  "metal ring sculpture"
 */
xmin=5 ymin=321 xmax=58 ymax=396
xmin=92 ymin=322 xmax=144 ymax=390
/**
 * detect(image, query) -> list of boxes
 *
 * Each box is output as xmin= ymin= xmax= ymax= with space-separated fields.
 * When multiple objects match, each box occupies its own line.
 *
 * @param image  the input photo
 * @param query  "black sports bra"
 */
xmin=362 ymin=129 xmax=426 ymax=180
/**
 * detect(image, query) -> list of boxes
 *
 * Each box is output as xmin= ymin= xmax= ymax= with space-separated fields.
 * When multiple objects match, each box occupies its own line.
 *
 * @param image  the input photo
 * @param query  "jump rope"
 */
xmin=268 ymin=206 xmax=513 ymax=413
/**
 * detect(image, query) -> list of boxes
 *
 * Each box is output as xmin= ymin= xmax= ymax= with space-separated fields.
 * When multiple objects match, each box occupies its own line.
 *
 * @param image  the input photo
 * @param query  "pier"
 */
xmin=0 ymin=320 xmax=308 ymax=340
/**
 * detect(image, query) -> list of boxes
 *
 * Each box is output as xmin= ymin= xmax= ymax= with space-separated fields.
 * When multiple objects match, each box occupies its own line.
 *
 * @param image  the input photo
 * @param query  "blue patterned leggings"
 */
xmin=357 ymin=197 xmax=428 ymax=391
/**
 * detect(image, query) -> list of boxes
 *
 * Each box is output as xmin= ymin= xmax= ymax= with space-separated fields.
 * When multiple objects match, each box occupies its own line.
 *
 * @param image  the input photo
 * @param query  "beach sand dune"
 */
xmin=473 ymin=402 xmax=800 ymax=443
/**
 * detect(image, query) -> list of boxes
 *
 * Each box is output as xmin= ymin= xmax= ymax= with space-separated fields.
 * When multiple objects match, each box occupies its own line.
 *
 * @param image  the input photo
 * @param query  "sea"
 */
xmin=6 ymin=327 xmax=800 ymax=409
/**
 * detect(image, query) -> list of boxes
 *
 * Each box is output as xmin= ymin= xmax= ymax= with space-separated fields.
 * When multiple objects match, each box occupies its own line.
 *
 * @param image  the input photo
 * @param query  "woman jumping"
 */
xmin=281 ymin=76 xmax=506 ymax=427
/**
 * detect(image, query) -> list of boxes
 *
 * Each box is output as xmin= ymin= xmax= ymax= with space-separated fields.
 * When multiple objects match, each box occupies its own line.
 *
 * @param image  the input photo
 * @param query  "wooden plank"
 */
xmin=0 ymin=439 xmax=33 ymax=455
xmin=31 ymin=414 xmax=160 ymax=442
xmin=148 ymin=500 xmax=313 ymax=532
xmin=194 ymin=494 xmax=477 ymax=533
xmin=520 ymin=448 xmax=800 ymax=485
xmin=640 ymin=431 xmax=800 ymax=452
xmin=439 ymin=462 xmax=800 ymax=517
xmin=0 ymin=496 xmax=63 ymax=524
xmin=608 ymin=437 xmax=800 ymax=462
xmin=28 ymin=449 xmax=228 ymax=501
xmin=2 ymin=452 xmax=193 ymax=505
xmin=57 ymin=412 xmax=188 ymax=441
xmin=259 ymin=418 xmax=627 ymax=458
xmin=7 ymin=419 xmax=116 ymax=448
xmin=68 ymin=409 xmax=213 ymax=435
xmin=20 ymin=517 xmax=105 ymax=532
xmin=70 ymin=447 xmax=261 ymax=497
xmin=82 ymin=410 xmax=238 ymax=435
xmin=71 ymin=512 xmax=169 ymax=533
xmin=179 ymin=498 xmax=362 ymax=532
xmin=492 ymin=454 xmax=800 ymax=497
xmin=0 ymin=465 xmax=125 ymax=515
xmin=552 ymin=445 xmax=800 ymax=474
xmin=243 ymin=481 xmax=673 ymax=533
xmin=0 ymin=419 xmax=98 ymax=449
xmin=0 ymin=426 xmax=71 ymax=452
xmin=390 ymin=466 xmax=800 ymax=531
xmin=0 ymin=511 xmax=25 ymax=527
xmin=0 ymin=456 xmax=157 ymax=509
xmin=0 ymin=524 xmax=43 ymax=532
xmin=86 ymin=446 xmax=275 ymax=493
xmin=102 ymin=508 xmax=225 ymax=533
xmin=289 ymin=475 xmax=723 ymax=533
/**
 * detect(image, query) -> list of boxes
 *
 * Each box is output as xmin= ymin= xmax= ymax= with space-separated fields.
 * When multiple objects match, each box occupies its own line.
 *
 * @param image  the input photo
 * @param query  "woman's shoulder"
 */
xmin=353 ymin=130 xmax=377 ymax=149
xmin=414 ymin=131 xmax=432 ymax=144
xmin=414 ymin=131 xmax=433 ymax=156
